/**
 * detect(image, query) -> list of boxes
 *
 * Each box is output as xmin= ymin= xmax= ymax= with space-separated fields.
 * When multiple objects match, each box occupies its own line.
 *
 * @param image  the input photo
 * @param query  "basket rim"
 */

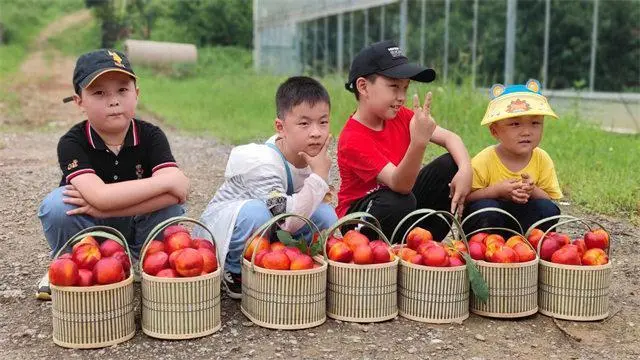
xmin=539 ymin=259 xmax=612 ymax=270
xmin=538 ymin=309 xmax=608 ymax=321
xmin=142 ymin=267 xmax=221 ymax=282
xmin=50 ymin=273 xmax=133 ymax=292
xmin=53 ymin=329 xmax=135 ymax=349
xmin=473 ymin=257 xmax=538 ymax=268
xmin=142 ymin=324 xmax=221 ymax=340
xmin=470 ymin=307 xmax=538 ymax=318
xmin=241 ymin=257 xmax=328 ymax=274
xmin=398 ymin=310 xmax=469 ymax=324
xmin=327 ymin=257 xmax=399 ymax=269
xmin=399 ymin=258 xmax=466 ymax=271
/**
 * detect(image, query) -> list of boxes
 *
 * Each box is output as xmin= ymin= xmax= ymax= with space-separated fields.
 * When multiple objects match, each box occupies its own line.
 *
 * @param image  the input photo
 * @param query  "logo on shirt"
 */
xmin=506 ymin=99 xmax=531 ymax=113
xmin=135 ymin=164 xmax=144 ymax=179
xmin=67 ymin=159 xmax=79 ymax=170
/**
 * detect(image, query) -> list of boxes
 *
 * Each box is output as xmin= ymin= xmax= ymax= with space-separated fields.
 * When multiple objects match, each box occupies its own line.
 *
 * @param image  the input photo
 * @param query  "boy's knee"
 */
xmin=237 ymin=200 xmax=272 ymax=229
xmin=435 ymin=153 xmax=458 ymax=179
xmin=383 ymin=191 xmax=417 ymax=214
xmin=311 ymin=203 xmax=338 ymax=230
xmin=531 ymin=199 xmax=560 ymax=217
xmin=38 ymin=187 xmax=76 ymax=227
xmin=463 ymin=199 xmax=504 ymax=230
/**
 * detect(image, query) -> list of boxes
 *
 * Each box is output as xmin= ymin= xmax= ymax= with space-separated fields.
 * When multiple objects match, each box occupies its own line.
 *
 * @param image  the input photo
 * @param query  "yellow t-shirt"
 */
xmin=471 ymin=145 xmax=563 ymax=199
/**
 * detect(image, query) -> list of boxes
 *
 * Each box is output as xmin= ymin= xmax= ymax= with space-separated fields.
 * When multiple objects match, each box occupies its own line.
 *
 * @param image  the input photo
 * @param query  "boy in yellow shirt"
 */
xmin=463 ymin=79 xmax=562 ymax=235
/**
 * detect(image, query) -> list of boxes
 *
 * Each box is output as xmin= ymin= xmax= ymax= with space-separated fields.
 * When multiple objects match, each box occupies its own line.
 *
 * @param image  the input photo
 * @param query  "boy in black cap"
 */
xmin=337 ymin=40 xmax=472 ymax=241
xmin=36 ymin=49 xmax=189 ymax=299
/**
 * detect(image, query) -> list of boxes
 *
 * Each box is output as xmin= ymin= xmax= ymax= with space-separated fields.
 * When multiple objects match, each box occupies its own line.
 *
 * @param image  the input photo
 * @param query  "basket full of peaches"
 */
xmin=140 ymin=217 xmax=221 ymax=339
xmin=47 ymin=226 xmax=135 ymax=349
xmin=240 ymin=213 xmax=328 ymax=330
xmin=527 ymin=215 xmax=612 ymax=321
xmin=461 ymin=207 xmax=540 ymax=318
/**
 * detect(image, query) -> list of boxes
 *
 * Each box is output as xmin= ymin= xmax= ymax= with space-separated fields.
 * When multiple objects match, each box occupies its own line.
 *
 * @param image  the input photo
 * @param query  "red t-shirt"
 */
xmin=336 ymin=106 xmax=413 ymax=217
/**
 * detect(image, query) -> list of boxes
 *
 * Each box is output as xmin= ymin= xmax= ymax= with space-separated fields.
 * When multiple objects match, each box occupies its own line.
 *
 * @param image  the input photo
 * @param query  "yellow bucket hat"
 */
xmin=481 ymin=79 xmax=558 ymax=126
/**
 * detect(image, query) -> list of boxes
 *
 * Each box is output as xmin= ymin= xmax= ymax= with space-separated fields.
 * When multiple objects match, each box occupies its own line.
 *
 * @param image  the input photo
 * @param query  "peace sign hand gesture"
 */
xmin=409 ymin=91 xmax=437 ymax=147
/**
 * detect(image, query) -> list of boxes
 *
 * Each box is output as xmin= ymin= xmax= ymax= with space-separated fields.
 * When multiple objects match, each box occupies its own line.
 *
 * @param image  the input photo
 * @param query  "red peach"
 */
xmin=111 ymin=251 xmax=131 ymax=275
xmin=192 ymin=238 xmax=216 ymax=253
xmin=156 ymin=268 xmax=178 ymax=278
xmin=254 ymin=249 xmax=270 ymax=268
xmin=99 ymin=239 xmax=125 ymax=257
xmin=72 ymin=243 xmax=102 ymax=270
xmin=550 ymin=245 xmax=582 ymax=265
xmin=512 ymin=242 xmax=536 ymax=262
xmin=491 ymin=246 xmax=519 ymax=263
xmin=527 ymin=228 xmax=544 ymax=250
xmin=449 ymin=256 xmax=465 ymax=267
xmin=353 ymin=245 xmax=374 ymax=265
xmin=169 ymin=249 xmax=183 ymax=270
xmin=48 ymin=258 xmax=79 ymax=286
xmin=146 ymin=240 xmax=165 ymax=255
xmin=584 ymin=229 xmax=609 ymax=250
xmin=372 ymin=245 xmax=392 ymax=263
xmin=143 ymin=251 xmax=169 ymax=275
xmin=197 ymin=248 xmax=218 ymax=273
xmin=72 ymin=236 xmax=99 ymax=252
xmin=422 ymin=246 xmax=449 ymax=267
xmin=406 ymin=227 xmax=433 ymax=250
xmin=581 ymin=248 xmax=608 ymax=265
xmin=174 ymin=248 xmax=204 ymax=277
xmin=93 ymin=257 xmax=124 ymax=285
xmin=270 ymin=241 xmax=287 ymax=252
xmin=468 ymin=242 xmax=486 ymax=261
xmin=262 ymin=250 xmax=291 ymax=270
xmin=328 ymin=242 xmax=353 ymax=263
xmin=77 ymin=269 xmax=94 ymax=286
xmin=165 ymin=232 xmax=192 ymax=255
xmin=290 ymin=254 xmax=314 ymax=270
xmin=162 ymin=224 xmax=188 ymax=239
xmin=244 ymin=236 xmax=270 ymax=260
xmin=469 ymin=232 xmax=489 ymax=244
xmin=343 ymin=230 xmax=370 ymax=252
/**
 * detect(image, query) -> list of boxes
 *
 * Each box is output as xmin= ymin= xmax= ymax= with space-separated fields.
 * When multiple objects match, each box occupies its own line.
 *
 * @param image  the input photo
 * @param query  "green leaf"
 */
xmin=276 ymin=230 xmax=296 ymax=246
xmin=463 ymin=253 xmax=489 ymax=302
xmin=308 ymin=241 xmax=322 ymax=257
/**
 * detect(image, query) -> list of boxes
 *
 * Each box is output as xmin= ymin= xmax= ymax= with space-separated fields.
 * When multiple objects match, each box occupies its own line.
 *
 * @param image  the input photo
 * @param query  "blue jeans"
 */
xmin=225 ymin=200 xmax=338 ymax=274
xmin=38 ymin=186 xmax=184 ymax=260
xmin=462 ymin=198 xmax=560 ymax=237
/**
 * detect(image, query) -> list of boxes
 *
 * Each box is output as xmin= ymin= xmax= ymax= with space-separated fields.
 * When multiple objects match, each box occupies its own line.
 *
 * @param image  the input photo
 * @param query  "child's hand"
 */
xmin=409 ymin=92 xmax=437 ymax=147
xmin=449 ymin=167 xmax=472 ymax=218
xmin=520 ymin=173 xmax=534 ymax=196
xmin=299 ymin=134 xmax=332 ymax=182
xmin=62 ymin=185 xmax=108 ymax=218
xmin=495 ymin=179 xmax=524 ymax=202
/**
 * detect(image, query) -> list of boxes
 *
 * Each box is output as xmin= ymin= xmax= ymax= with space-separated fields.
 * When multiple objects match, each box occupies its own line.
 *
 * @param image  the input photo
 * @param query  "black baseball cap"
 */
xmin=345 ymin=40 xmax=436 ymax=92
xmin=63 ymin=49 xmax=137 ymax=103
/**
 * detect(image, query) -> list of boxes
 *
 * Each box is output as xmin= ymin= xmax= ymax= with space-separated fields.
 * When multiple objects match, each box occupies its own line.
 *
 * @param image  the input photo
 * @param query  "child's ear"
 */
xmin=274 ymin=118 xmax=285 ymax=134
xmin=489 ymin=123 xmax=499 ymax=138
xmin=73 ymin=94 xmax=83 ymax=107
xmin=355 ymin=77 xmax=368 ymax=98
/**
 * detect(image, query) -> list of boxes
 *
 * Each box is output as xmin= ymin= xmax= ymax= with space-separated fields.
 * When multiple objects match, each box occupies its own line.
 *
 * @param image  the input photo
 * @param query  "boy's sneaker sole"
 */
xmin=222 ymin=281 xmax=242 ymax=300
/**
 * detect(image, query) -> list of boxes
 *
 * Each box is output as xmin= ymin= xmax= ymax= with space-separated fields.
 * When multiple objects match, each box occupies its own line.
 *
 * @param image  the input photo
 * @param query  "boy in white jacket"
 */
xmin=194 ymin=76 xmax=337 ymax=298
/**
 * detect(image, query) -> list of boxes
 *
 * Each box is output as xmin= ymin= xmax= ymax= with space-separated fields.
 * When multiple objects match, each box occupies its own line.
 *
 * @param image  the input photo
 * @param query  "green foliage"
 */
xmin=463 ymin=253 xmax=489 ymax=303
xmin=0 ymin=0 xmax=83 ymax=77
xmin=276 ymin=230 xmax=322 ymax=257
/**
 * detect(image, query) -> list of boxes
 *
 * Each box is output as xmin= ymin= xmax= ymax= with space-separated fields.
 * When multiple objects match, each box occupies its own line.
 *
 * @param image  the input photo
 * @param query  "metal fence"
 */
xmin=253 ymin=0 xmax=640 ymax=133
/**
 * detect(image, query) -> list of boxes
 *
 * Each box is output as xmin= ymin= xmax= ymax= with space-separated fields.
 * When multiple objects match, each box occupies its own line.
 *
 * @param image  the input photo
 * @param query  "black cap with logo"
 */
xmin=345 ymin=40 xmax=436 ymax=92
xmin=63 ymin=49 xmax=137 ymax=103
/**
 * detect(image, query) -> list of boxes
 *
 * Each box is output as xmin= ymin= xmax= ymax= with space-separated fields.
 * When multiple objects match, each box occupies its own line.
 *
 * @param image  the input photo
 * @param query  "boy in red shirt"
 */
xmin=337 ymin=40 xmax=472 ymax=241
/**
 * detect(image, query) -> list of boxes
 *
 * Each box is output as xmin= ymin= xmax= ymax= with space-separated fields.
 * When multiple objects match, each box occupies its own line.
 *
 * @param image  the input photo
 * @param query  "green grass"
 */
xmin=0 ymin=0 xmax=83 ymax=78
xmin=46 ymin=16 xmax=100 ymax=56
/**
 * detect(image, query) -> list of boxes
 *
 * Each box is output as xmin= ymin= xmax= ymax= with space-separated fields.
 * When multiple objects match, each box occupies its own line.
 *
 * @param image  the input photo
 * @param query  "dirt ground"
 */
xmin=1 ymin=11 xmax=639 ymax=360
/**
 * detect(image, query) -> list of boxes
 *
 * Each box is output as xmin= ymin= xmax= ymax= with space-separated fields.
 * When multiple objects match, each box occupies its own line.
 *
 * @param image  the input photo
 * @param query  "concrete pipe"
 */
xmin=123 ymin=39 xmax=197 ymax=65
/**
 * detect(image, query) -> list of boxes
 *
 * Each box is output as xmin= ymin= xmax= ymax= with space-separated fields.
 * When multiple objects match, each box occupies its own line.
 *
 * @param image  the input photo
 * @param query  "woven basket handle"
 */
xmin=460 ymin=207 xmax=539 ymax=252
xmin=54 ymin=226 xmax=132 ymax=264
xmin=321 ymin=213 xmax=390 ymax=260
xmin=139 ymin=216 xmax=220 ymax=273
xmin=243 ymin=213 xmax=322 ymax=271
xmin=532 ymin=216 xmax=610 ymax=256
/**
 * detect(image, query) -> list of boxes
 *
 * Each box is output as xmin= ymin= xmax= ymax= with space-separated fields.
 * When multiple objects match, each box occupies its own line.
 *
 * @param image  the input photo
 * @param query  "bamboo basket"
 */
xmin=462 ymin=207 xmax=539 ymax=318
xmin=391 ymin=209 xmax=470 ymax=324
xmin=140 ymin=216 xmax=221 ymax=339
xmin=50 ymin=226 xmax=135 ymax=349
xmin=527 ymin=216 xmax=612 ymax=321
xmin=324 ymin=212 xmax=399 ymax=323
xmin=241 ymin=213 xmax=327 ymax=330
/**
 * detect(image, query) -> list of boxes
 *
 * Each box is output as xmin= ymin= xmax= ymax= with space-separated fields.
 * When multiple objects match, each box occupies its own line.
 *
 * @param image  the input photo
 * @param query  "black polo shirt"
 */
xmin=57 ymin=119 xmax=178 ymax=186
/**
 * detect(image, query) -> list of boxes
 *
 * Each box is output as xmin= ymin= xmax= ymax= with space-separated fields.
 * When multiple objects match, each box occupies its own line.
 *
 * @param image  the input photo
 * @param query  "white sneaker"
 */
xmin=36 ymin=273 xmax=51 ymax=301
